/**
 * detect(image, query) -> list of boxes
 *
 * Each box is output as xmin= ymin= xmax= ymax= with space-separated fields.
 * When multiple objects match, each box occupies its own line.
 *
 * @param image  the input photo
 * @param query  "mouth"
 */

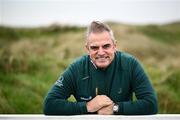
xmin=95 ymin=56 xmax=110 ymax=62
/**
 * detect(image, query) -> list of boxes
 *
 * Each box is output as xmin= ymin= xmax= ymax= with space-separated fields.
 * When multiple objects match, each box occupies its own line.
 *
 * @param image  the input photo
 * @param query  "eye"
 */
xmin=102 ymin=44 xmax=111 ymax=49
xmin=89 ymin=46 xmax=99 ymax=51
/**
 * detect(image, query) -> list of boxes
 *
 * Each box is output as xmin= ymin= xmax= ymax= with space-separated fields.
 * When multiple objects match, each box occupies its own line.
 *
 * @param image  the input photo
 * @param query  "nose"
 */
xmin=97 ymin=47 xmax=105 ymax=55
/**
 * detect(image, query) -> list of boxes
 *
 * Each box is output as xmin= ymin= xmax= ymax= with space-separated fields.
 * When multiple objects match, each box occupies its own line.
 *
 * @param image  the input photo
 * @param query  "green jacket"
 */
xmin=43 ymin=51 xmax=158 ymax=115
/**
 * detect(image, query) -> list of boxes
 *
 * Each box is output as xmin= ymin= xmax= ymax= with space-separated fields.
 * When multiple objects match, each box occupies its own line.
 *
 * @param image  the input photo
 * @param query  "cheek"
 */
xmin=89 ymin=52 xmax=96 ymax=58
xmin=107 ymin=49 xmax=116 ymax=55
xmin=106 ymin=49 xmax=116 ymax=59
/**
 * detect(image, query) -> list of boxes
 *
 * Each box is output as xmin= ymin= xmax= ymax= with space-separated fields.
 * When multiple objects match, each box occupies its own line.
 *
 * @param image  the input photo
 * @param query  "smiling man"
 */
xmin=43 ymin=21 xmax=158 ymax=115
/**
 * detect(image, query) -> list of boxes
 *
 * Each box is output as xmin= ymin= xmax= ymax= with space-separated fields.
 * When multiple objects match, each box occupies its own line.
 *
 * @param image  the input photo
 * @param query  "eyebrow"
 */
xmin=89 ymin=43 xmax=112 ymax=50
xmin=90 ymin=43 xmax=111 ymax=47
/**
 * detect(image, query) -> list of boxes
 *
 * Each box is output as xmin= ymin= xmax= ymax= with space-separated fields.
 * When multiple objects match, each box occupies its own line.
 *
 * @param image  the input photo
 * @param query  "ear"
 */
xmin=113 ymin=41 xmax=117 ymax=51
xmin=85 ymin=43 xmax=90 ymax=54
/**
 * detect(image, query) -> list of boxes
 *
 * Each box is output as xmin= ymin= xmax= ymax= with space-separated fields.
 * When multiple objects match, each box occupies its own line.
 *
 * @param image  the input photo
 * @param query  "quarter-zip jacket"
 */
xmin=43 ymin=51 xmax=158 ymax=115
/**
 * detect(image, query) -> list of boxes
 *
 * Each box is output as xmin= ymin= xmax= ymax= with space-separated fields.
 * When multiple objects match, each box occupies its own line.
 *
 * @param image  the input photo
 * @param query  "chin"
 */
xmin=96 ymin=62 xmax=110 ymax=69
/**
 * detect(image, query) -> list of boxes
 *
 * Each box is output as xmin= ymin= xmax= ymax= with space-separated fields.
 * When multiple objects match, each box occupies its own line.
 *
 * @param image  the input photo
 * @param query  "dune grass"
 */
xmin=0 ymin=22 xmax=180 ymax=113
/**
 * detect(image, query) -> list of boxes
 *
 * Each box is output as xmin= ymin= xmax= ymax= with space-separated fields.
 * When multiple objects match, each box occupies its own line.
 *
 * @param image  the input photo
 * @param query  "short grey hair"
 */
xmin=86 ymin=21 xmax=116 ymax=43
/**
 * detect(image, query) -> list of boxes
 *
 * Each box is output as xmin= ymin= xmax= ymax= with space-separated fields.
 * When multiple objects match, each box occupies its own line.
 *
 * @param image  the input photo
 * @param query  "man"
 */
xmin=43 ymin=21 xmax=158 ymax=115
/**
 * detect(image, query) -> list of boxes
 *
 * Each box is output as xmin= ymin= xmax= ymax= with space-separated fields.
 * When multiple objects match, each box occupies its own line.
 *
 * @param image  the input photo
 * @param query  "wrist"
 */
xmin=113 ymin=103 xmax=119 ymax=114
xmin=86 ymin=101 xmax=93 ymax=113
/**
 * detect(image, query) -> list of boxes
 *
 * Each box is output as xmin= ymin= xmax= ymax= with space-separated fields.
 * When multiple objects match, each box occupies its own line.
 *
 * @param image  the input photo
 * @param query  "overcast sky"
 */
xmin=0 ymin=0 xmax=180 ymax=27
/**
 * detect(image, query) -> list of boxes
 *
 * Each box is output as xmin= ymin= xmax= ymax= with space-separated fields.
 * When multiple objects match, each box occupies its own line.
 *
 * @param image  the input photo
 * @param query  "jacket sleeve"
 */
xmin=43 ymin=64 xmax=88 ymax=115
xmin=117 ymin=57 xmax=158 ymax=115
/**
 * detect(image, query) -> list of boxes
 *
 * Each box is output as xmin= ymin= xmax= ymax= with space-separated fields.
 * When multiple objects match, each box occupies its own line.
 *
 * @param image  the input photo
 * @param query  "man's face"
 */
xmin=86 ymin=31 xmax=117 ymax=68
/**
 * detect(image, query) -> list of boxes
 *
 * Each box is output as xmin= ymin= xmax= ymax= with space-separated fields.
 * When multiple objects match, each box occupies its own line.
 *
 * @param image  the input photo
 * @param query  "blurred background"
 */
xmin=0 ymin=0 xmax=180 ymax=113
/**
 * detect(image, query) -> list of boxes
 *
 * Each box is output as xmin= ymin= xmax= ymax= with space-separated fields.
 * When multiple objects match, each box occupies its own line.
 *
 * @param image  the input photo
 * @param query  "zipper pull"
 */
xmin=96 ymin=87 xmax=98 ymax=96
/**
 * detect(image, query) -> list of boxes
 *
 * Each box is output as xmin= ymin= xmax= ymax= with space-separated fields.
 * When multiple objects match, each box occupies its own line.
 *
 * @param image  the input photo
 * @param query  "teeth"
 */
xmin=96 ymin=56 xmax=108 ymax=59
xmin=96 ymin=57 xmax=106 ymax=60
xmin=96 ymin=57 xmax=109 ymax=61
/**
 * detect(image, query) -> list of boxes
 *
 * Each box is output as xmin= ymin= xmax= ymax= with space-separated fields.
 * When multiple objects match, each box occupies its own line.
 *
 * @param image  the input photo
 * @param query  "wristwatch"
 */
xmin=113 ymin=103 xmax=119 ymax=113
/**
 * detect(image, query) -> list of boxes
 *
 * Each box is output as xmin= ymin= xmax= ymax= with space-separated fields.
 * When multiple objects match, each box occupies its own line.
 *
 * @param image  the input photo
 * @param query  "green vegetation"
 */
xmin=0 ymin=22 xmax=180 ymax=113
xmin=138 ymin=22 xmax=180 ymax=44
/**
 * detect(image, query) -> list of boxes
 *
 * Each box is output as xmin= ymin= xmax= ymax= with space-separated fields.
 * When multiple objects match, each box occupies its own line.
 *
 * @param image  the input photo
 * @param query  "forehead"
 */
xmin=87 ymin=31 xmax=113 ymax=45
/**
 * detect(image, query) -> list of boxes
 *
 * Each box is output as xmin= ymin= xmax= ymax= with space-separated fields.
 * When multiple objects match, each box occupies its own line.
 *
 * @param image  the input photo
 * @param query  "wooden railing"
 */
xmin=0 ymin=114 xmax=180 ymax=120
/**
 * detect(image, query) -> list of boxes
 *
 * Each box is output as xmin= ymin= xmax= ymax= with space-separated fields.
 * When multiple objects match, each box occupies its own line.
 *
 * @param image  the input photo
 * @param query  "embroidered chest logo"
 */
xmin=118 ymin=88 xmax=122 ymax=94
xmin=55 ymin=76 xmax=64 ymax=87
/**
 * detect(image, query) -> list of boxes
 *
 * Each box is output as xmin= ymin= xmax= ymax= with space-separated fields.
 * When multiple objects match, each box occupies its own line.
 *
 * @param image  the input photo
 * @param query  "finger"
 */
xmin=100 ymin=95 xmax=112 ymax=101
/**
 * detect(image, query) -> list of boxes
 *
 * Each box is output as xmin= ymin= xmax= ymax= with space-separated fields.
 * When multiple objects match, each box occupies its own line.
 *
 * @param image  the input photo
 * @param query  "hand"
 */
xmin=97 ymin=103 xmax=114 ymax=115
xmin=86 ymin=95 xmax=113 ymax=113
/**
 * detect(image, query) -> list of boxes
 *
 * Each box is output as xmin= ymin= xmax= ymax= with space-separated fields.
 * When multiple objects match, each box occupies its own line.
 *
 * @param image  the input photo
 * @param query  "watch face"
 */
xmin=113 ymin=104 xmax=119 ymax=112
